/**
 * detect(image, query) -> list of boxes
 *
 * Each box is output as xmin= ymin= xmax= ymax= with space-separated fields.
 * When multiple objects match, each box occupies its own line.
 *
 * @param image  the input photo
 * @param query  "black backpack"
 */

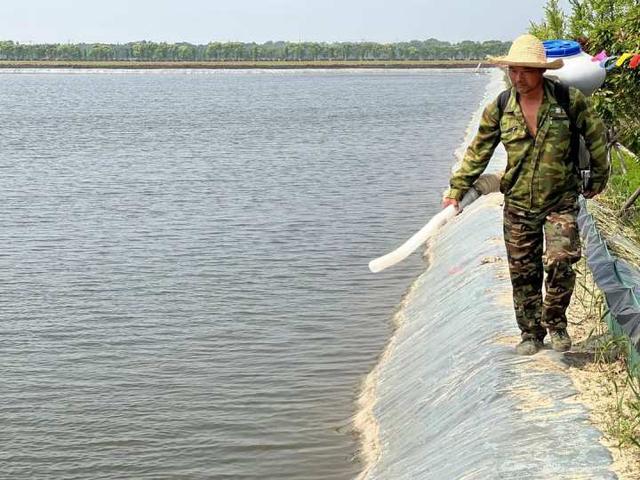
xmin=496 ymin=82 xmax=592 ymax=191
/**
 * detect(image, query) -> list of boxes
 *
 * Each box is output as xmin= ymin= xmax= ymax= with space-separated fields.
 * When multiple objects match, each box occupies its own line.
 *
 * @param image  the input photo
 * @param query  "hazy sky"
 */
xmin=0 ymin=0 xmax=570 ymax=44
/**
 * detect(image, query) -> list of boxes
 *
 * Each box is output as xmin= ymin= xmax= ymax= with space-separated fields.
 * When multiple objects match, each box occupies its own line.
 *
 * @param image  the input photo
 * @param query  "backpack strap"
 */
xmin=552 ymin=82 xmax=573 ymax=123
xmin=552 ymin=82 xmax=582 ymax=168
xmin=497 ymin=89 xmax=510 ymax=120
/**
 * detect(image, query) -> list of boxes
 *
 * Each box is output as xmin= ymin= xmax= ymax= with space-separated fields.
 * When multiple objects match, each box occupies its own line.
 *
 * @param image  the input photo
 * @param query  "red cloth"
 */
xmin=630 ymin=54 xmax=640 ymax=69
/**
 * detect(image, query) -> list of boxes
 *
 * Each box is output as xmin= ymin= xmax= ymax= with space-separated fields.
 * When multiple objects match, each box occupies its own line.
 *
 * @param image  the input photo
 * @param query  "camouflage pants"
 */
xmin=503 ymin=198 xmax=581 ymax=340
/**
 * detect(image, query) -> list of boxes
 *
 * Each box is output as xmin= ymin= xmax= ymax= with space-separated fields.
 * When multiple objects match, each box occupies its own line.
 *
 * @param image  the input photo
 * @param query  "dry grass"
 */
xmin=550 ymin=141 xmax=640 ymax=477
xmin=565 ymin=256 xmax=640 ymax=478
xmin=599 ymin=145 xmax=640 ymax=240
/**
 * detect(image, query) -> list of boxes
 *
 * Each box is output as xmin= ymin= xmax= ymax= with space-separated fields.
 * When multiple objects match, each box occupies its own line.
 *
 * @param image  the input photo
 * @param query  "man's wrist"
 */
xmin=445 ymin=188 xmax=465 ymax=201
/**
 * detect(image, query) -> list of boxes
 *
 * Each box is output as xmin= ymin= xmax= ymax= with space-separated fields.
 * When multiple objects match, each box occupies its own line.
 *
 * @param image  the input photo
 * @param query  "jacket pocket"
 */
xmin=500 ymin=125 xmax=527 ymax=145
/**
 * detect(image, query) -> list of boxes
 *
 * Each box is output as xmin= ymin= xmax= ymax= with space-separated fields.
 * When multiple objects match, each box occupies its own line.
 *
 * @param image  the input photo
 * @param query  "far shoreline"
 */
xmin=0 ymin=60 xmax=493 ymax=70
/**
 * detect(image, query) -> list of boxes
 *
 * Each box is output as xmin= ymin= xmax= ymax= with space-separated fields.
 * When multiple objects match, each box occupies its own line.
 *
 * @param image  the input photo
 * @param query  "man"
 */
xmin=442 ymin=34 xmax=609 ymax=355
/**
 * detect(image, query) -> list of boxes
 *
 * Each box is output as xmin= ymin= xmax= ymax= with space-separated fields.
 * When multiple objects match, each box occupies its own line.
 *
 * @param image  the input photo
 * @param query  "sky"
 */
xmin=0 ymin=0 xmax=572 ymax=44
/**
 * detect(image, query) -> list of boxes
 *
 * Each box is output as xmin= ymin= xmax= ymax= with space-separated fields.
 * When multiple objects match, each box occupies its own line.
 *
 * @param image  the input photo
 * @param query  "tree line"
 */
xmin=0 ymin=39 xmax=510 ymax=62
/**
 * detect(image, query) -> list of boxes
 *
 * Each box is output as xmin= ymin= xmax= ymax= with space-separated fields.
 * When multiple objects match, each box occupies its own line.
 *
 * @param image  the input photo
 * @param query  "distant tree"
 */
xmin=152 ymin=42 xmax=170 ymax=61
xmin=176 ymin=44 xmax=196 ymax=61
xmin=55 ymin=44 xmax=82 ymax=60
xmin=0 ymin=40 xmax=15 ymax=60
xmin=88 ymin=44 xmax=113 ymax=61
xmin=0 ymin=38 xmax=511 ymax=63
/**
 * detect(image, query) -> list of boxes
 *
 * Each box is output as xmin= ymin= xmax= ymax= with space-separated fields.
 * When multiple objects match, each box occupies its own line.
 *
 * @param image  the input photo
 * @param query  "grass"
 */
xmin=567 ymin=144 xmax=640 ymax=471
xmin=569 ymin=257 xmax=640 ymax=460
xmin=599 ymin=145 xmax=640 ymax=239
xmin=596 ymin=333 xmax=640 ymax=451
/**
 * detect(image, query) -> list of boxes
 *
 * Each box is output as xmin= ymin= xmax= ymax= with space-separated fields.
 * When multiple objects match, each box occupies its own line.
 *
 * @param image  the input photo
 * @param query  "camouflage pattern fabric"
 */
xmin=446 ymin=79 xmax=609 ymax=212
xmin=445 ymin=78 xmax=608 ymax=340
xmin=503 ymin=197 xmax=581 ymax=340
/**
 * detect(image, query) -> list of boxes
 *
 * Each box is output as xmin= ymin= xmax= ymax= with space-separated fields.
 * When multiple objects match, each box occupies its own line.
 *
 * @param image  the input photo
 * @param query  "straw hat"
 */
xmin=487 ymin=34 xmax=564 ymax=70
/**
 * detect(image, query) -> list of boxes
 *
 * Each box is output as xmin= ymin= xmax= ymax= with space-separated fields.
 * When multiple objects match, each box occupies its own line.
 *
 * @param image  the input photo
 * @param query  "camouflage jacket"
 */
xmin=447 ymin=79 xmax=609 ymax=212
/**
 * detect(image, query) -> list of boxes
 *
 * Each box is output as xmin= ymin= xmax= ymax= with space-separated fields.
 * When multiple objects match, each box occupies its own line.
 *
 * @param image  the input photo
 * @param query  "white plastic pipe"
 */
xmin=368 ymin=189 xmax=480 ymax=273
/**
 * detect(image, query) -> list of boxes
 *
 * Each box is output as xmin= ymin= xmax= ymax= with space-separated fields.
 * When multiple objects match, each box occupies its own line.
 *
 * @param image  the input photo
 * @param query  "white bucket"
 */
xmin=542 ymin=40 xmax=606 ymax=96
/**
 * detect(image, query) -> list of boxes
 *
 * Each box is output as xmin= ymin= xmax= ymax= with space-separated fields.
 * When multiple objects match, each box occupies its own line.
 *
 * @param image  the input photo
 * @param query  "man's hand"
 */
xmin=442 ymin=197 xmax=460 ymax=211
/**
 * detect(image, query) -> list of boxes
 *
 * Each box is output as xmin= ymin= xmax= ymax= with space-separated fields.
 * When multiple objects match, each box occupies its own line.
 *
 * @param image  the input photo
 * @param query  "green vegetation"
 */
xmin=572 ymin=256 xmax=640 ymax=452
xmin=601 ymin=146 xmax=640 ymax=239
xmin=572 ymin=146 xmax=640 ymax=458
xmin=529 ymin=0 xmax=567 ymax=39
xmin=530 ymin=0 xmax=640 ymax=153
xmin=533 ymin=1 xmax=640 ymax=463
xmin=0 ymin=39 xmax=509 ymax=63
xmin=0 ymin=59 xmax=484 ymax=70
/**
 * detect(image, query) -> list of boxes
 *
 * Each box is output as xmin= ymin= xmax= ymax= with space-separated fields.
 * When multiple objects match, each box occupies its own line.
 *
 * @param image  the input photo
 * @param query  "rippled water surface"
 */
xmin=0 ymin=69 xmax=489 ymax=479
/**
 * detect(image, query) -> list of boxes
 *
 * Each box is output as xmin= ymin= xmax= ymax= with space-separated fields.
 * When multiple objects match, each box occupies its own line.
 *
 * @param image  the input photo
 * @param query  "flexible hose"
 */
xmin=368 ymin=172 xmax=502 ymax=273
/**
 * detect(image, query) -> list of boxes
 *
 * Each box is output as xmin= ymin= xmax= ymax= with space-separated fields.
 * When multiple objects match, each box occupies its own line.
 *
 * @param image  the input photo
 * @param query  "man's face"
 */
xmin=508 ymin=66 xmax=545 ymax=95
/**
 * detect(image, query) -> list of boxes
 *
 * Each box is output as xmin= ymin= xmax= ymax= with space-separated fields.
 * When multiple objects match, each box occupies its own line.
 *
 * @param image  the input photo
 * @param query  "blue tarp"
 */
xmin=578 ymin=197 xmax=640 ymax=363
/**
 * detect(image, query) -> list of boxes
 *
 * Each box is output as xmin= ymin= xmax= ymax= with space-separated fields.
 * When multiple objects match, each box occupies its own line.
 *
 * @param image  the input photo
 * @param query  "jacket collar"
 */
xmin=504 ymin=78 xmax=558 ymax=113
